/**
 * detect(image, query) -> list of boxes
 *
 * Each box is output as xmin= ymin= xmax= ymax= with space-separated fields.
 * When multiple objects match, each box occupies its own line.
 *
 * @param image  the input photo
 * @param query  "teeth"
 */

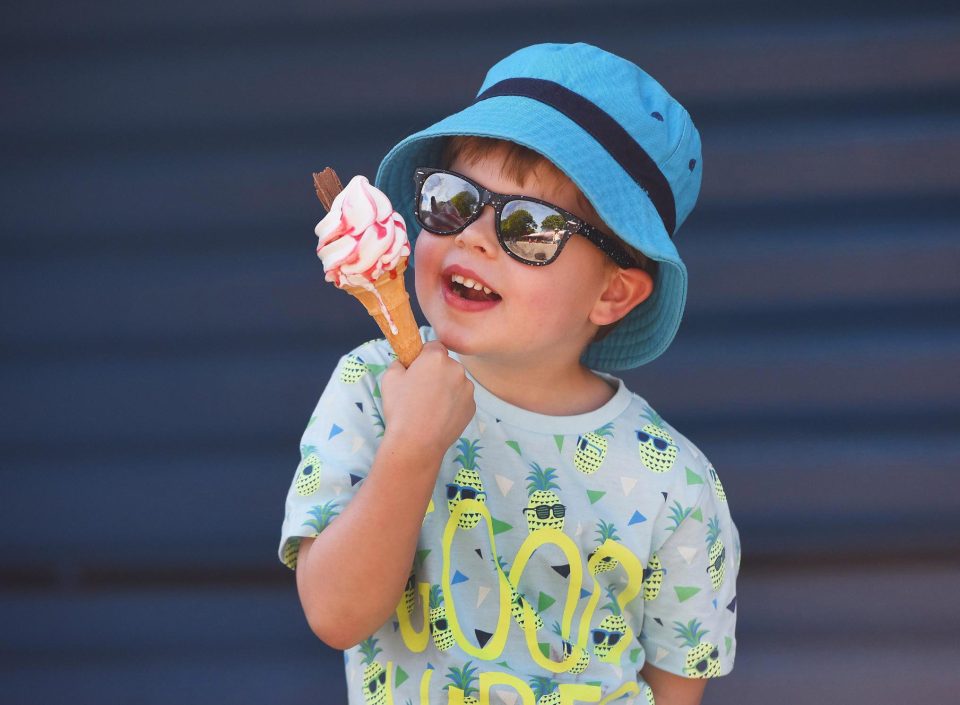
xmin=451 ymin=273 xmax=495 ymax=295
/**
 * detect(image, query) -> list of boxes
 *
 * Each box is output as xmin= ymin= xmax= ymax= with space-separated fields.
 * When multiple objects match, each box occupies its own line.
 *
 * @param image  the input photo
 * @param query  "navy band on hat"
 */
xmin=475 ymin=77 xmax=677 ymax=236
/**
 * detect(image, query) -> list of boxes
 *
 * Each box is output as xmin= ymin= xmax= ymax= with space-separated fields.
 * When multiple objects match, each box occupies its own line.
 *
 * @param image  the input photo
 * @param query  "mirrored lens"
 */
xmin=418 ymin=173 xmax=479 ymax=232
xmin=500 ymin=200 xmax=572 ymax=263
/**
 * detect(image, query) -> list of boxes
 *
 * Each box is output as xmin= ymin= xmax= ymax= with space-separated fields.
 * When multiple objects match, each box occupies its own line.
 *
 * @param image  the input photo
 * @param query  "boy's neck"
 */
xmin=457 ymin=354 xmax=617 ymax=417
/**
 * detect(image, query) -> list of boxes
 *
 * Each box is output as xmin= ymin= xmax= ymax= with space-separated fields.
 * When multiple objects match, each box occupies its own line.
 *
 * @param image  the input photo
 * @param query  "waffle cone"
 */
xmin=343 ymin=259 xmax=422 ymax=367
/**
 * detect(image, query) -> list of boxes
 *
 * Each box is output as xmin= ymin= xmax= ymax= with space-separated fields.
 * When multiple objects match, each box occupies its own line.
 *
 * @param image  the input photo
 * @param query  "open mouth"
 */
xmin=449 ymin=273 xmax=501 ymax=302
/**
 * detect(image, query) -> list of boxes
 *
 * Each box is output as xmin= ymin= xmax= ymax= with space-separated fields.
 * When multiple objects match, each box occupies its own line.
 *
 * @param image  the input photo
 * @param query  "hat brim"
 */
xmin=375 ymin=95 xmax=687 ymax=371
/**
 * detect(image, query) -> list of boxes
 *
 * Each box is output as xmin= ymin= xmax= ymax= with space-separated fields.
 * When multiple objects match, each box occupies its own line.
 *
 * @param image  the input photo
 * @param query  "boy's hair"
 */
xmin=440 ymin=135 xmax=657 ymax=342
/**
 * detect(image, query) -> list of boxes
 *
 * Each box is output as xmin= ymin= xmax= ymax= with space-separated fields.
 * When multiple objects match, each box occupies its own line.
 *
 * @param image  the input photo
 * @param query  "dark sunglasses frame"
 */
xmin=414 ymin=167 xmax=639 ymax=269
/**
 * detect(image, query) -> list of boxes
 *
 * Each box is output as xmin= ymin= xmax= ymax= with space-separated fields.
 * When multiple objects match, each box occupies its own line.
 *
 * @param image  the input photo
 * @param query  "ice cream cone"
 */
xmin=313 ymin=167 xmax=422 ymax=367
xmin=343 ymin=259 xmax=423 ymax=367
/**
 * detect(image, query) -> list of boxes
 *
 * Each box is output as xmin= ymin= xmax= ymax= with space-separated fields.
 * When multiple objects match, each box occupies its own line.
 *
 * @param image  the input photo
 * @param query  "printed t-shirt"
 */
xmin=279 ymin=328 xmax=739 ymax=704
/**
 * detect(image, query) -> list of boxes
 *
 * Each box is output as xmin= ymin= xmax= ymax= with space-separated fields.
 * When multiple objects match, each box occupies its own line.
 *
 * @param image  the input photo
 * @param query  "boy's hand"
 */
xmin=380 ymin=341 xmax=475 ymax=453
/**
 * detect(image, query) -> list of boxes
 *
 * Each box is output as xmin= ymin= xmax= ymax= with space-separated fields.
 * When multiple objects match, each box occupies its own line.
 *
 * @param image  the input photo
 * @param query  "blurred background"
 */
xmin=2 ymin=0 xmax=959 ymax=703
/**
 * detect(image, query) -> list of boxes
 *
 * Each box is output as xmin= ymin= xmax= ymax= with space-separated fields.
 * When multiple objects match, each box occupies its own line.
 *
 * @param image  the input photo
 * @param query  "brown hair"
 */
xmin=440 ymin=135 xmax=656 ymax=342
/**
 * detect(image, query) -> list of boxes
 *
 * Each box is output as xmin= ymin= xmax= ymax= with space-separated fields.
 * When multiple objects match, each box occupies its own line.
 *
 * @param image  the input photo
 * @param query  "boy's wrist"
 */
xmin=378 ymin=428 xmax=447 ymax=477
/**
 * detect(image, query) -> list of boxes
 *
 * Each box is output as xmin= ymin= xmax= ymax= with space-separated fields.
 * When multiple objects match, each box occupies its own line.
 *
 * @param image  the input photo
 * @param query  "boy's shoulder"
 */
xmin=621 ymin=387 xmax=716 ymax=479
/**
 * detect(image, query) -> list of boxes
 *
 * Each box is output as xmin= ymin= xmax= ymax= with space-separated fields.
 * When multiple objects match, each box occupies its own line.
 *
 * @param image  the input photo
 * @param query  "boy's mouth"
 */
xmin=447 ymin=272 xmax=501 ymax=303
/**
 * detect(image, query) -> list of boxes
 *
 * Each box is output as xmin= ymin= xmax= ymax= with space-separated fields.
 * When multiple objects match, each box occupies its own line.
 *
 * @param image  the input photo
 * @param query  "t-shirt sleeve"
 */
xmin=277 ymin=340 xmax=392 ymax=570
xmin=639 ymin=455 xmax=740 ymax=678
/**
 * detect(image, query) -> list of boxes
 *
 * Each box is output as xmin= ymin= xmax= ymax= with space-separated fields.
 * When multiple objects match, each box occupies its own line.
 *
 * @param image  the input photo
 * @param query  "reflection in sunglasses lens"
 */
xmin=500 ymin=200 xmax=567 ymax=263
xmin=419 ymin=174 xmax=478 ymax=232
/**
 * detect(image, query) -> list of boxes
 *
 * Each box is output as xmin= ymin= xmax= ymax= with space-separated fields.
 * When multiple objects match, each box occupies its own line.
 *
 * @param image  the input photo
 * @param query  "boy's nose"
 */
xmin=454 ymin=205 xmax=498 ymax=257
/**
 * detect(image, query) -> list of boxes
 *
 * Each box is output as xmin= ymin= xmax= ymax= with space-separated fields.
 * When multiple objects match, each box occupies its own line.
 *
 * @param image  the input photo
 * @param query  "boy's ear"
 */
xmin=590 ymin=266 xmax=654 ymax=326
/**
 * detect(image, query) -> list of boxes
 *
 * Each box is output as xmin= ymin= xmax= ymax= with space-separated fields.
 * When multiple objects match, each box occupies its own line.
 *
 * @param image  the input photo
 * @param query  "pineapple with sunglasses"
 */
xmin=447 ymin=437 xmax=486 ymax=529
xmin=524 ymin=462 xmax=566 ymax=533
xmin=706 ymin=516 xmax=727 ymax=591
xmin=587 ymin=519 xmax=621 ymax=575
xmin=574 ymin=422 xmax=615 ymax=475
xmin=636 ymin=410 xmax=678 ymax=474
xmin=359 ymin=636 xmax=387 ymax=705
xmin=592 ymin=585 xmax=628 ymax=662
xmin=429 ymin=584 xmax=454 ymax=651
xmin=673 ymin=619 xmax=720 ymax=678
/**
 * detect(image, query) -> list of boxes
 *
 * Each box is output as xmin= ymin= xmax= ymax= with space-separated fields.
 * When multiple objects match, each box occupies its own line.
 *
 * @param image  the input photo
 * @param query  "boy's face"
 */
xmin=413 ymin=149 xmax=617 ymax=369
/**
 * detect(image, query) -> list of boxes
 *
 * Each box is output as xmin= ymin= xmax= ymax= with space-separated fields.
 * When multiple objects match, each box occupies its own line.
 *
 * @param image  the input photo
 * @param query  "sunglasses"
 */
xmin=446 ymin=482 xmax=486 ymax=501
xmin=414 ymin=167 xmax=639 ymax=268
xmin=591 ymin=628 xmax=624 ymax=646
xmin=636 ymin=430 xmax=675 ymax=452
xmin=523 ymin=503 xmax=566 ymax=520
xmin=367 ymin=671 xmax=386 ymax=693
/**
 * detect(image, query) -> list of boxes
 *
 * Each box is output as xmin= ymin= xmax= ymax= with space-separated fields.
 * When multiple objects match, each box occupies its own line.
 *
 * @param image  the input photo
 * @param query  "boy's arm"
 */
xmin=640 ymin=663 xmax=706 ymax=705
xmin=295 ymin=341 xmax=475 ymax=650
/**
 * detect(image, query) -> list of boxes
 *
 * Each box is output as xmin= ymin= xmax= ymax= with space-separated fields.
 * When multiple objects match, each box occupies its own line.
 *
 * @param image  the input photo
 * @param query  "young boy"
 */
xmin=280 ymin=43 xmax=739 ymax=705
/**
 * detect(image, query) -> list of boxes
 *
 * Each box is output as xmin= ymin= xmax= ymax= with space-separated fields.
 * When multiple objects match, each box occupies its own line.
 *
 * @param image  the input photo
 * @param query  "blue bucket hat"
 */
xmin=375 ymin=42 xmax=702 ymax=371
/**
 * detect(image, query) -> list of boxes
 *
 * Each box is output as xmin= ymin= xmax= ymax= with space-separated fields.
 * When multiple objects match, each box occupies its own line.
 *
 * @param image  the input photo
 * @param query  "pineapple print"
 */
xmin=706 ymin=516 xmax=726 ymax=590
xmin=303 ymin=500 xmax=340 ymax=535
xmin=592 ymin=585 xmax=627 ymax=662
xmin=574 ymin=422 xmax=614 ymax=474
xmin=636 ymin=410 xmax=678 ymax=474
xmin=551 ymin=620 xmax=589 ymax=674
xmin=528 ymin=675 xmax=561 ymax=705
xmin=429 ymin=584 xmax=454 ymax=651
xmin=402 ymin=570 xmax=416 ymax=615
xmin=642 ymin=683 xmax=656 ymax=705
xmin=359 ymin=636 xmax=388 ymax=705
xmin=294 ymin=450 xmax=322 ymax=496
xmin=524 ymin=462 xmax=565 ymax=533
xmin=444 ymin=661 xmax=480 ymax=705
xmin=587 ymin=520 xmax=621 ymax=574
xmin=447 ymin=438 xmax=486 ymax=529
xmin=281 ymin=539 xmax=300 ymax=570
xmin=673 ymin=619 xmax=720 ymax=678
xmin=496 ymin=555 xmax=544 ymax=632
xmin=642 ymin=553 xmax=665 ymax=601
xmin=708 ymin=464 xmax=727 ymax=502
xmin=666 ymin=500 xmax=693 ymax=533
xmin=340 ymin=354 xmax=368 ymax=384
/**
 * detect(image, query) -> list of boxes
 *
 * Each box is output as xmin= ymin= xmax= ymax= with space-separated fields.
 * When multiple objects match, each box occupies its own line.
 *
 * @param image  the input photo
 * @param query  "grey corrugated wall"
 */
xmin=3 ymin=1 xmax=959 ymax=702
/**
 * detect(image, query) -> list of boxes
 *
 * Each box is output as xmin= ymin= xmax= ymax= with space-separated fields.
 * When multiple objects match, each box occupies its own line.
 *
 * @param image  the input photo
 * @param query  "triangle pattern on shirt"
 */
xmin=329 ymin=424 xmax=343 ymax=439
xmin=475 ymin=629 xmax=493 ymax=648
xmin=497 ymin=692 xmax=519 ymax=705
xmin=554 ymin=435 xmax=564 ymax=452
xmin=686 ymin=467 xmax=704 ymax=485
xmin=451 ymin=570 xmax=469 ymax=585
xmin=495 ymin=474 xmax=514 ymax=496
xmin=629 ymin=510 xmax=646 ymax=526
xmin=506 ymin=440 xmax=521 ymax=455
xmin=677 ymin=546 xmax=698 ymax=565
xmin=655 ymin=646 xmax=669 ymax=663
xmin=351 ymin=436 xmax=364 ymax=453
xmin=587 ymin=490 xmax=606 ymax=505
xmin=477 ymin=585 xmax=490 ymax=608
xmin=675 ymin=585 xmax=701 ymax=602
xmin=621 ymin=476 xmax=638 ymax=496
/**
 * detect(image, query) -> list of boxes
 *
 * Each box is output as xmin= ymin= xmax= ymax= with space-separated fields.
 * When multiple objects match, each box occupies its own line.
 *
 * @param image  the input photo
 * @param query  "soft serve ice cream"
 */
xmin=315 ymin=175 xmax=410 ymax=289
xmin=315 ymin=175 xmax=411 ymax=334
